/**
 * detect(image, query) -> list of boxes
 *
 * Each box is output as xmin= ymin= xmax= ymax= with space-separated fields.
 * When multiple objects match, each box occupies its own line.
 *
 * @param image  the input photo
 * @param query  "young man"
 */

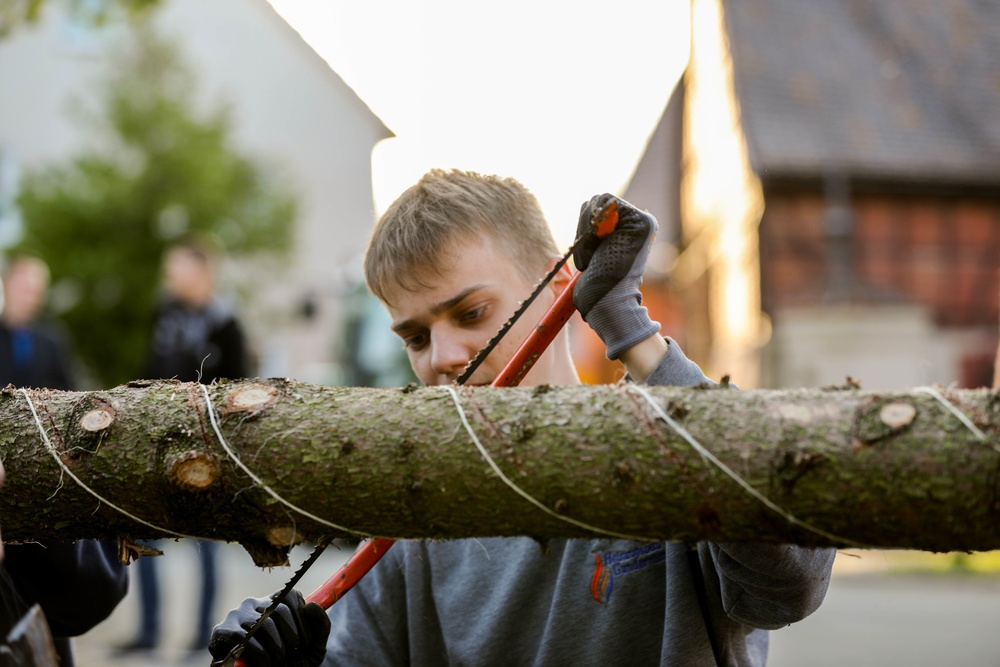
xmin=210 ymin=170 xmax=836 ymax=666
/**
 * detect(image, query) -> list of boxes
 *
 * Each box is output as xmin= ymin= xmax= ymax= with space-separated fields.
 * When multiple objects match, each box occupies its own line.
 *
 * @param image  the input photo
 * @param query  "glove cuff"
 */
xmin=585 ymin=298 xmax=661 ymax=361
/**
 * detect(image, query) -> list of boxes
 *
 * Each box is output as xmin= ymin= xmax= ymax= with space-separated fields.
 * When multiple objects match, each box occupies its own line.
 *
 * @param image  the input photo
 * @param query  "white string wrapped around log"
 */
xmin=199 ymin=383 xmax=365 ymax=537
xmin=441 ymin=385 xmax=650 ymax=541
xmin=914 ymin=386 xmax=993 ymax=448
xmin=630 ymin=383 xmax=997 ymax=547
xmin=630 ymin=384 xmax=866 ymax=547
xmin=20 ymin=387 xmax=200 ymax=540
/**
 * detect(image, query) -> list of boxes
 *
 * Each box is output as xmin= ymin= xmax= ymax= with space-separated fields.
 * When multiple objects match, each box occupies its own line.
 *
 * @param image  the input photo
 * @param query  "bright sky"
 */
xmin=265 ymin=1 xmax=690 ymax=245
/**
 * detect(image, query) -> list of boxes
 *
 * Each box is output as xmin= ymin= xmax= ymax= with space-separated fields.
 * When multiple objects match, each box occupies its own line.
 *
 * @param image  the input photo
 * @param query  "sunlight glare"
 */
xmin=266 ymin=0 xmax=690 ymax=246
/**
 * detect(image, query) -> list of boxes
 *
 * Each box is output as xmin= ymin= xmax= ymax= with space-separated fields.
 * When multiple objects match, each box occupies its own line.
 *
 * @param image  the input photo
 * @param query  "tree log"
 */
xmin=1 ymin=379 xmax=998 ymax=566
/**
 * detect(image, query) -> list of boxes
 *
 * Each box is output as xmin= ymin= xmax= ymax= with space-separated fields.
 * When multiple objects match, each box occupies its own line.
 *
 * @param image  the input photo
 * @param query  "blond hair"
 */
xmin=364 ymin=169 xmax=560 ymax=304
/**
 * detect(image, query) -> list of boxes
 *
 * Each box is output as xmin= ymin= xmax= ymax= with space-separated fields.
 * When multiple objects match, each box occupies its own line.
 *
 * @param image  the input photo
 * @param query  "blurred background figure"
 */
xmin=0 ymin=255 xmax=74 ymax=390
xmin=148 ymin=238 xmax=246 ymax=385
xmin=0 ymin=254 xmax=128 ymax=665
xmin=116 ymin=237 xmax=247 ymax=656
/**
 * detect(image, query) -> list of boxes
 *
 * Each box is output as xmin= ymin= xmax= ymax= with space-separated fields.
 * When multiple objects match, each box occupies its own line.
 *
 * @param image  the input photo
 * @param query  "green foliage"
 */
xmin=0 ymin=0 xmax=160 ymax=38
xmin=16 ymin=33 xmax=296 ymax=387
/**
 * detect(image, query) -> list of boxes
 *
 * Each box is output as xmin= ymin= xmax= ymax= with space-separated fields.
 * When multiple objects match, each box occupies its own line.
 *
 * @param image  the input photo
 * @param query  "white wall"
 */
xmin=763 ymin=304 xmax=970 ymax=390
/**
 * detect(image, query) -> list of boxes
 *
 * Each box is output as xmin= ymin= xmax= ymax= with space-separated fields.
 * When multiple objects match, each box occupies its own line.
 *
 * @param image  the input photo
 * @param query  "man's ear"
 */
xmin=545 ymin=257 xmax=574 ymax=297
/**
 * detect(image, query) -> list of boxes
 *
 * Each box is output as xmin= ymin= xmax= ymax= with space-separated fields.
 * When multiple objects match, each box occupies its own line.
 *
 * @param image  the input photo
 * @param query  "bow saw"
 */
xmin=217 ymin=200 xmax=619 ymax=667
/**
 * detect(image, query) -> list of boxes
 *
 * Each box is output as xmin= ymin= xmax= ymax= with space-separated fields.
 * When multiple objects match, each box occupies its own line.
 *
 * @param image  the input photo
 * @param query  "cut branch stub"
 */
xmin=225 ymin=383 xmax=280 ymax=414
xmin=856 ymin=398 xmax=918 ymax=444
xmin=879 ymin=402 xmax=917 ymax=430
xmin=80 ymin=408 xmax=114 ymax=432
xmin=166 ymin=451 xmax=219 ymax=491
xmin=267 ymin=525 xmax=304 ymax=548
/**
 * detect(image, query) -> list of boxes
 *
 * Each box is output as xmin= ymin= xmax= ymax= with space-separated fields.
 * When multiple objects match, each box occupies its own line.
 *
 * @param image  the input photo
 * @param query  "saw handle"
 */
xmin=304 ymin=538 xmax=395 ymax=608
xmin=590 ymin=198 xmax=619 ymax=238
xmin=232 ymin=200 xmax=621 ymax=667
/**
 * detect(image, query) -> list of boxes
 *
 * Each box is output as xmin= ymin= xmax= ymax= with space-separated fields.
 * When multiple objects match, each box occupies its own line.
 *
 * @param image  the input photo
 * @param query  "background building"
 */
xmin=0 ymin=0 xmax=392 ymax=384
xmin=626 ymin=0 xmax=1000 ymax=390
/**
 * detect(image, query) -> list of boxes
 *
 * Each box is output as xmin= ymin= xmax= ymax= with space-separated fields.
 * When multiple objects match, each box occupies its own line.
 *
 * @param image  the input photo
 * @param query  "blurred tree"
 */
xmin=15 ymin=33 xmax=296 ymax=387
xmin=0 ymin=0 xmax=160 ymax=38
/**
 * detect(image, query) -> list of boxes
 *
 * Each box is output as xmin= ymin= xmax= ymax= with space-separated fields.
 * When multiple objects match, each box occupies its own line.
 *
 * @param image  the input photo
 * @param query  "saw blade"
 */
xmin=454 ymin=197 xmax=617 ymax=386
xmin=454 ymin=249 xmax=573 ymax=385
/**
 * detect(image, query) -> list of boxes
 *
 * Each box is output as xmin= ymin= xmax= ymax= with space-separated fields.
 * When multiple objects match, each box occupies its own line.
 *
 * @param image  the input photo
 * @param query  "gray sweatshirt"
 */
xmin=324 ymin=340 xmax=836 ymax=666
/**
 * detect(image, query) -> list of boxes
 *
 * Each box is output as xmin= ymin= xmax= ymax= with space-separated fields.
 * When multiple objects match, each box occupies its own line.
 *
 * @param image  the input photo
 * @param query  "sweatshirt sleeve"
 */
xmin=642 ymin=337 xmax=716 ymax=387
xmin=705 ymin=542 xmax=835 ymax=629
xmin=325 ymin=543 xmax=414 ymax=665
xmin=3 ymin=538 xmax=128 ymax=637
xmin=644 ymin=338 xmax=837 ymax=629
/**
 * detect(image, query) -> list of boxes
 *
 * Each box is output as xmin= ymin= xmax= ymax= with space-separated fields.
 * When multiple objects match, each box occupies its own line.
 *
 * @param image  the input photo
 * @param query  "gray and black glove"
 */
xmin=573 ymin=193 xmax=661 ymax=360
xmin=208 ymin=589 xmax=330 ymax=667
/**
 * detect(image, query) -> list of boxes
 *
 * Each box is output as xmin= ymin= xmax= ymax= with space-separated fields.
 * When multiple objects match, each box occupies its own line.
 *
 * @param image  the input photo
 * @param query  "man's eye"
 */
xmin=403 ymin=333 xmax=427 ymax=350
xmin=459 ymin=307 xmax=486 ymax=324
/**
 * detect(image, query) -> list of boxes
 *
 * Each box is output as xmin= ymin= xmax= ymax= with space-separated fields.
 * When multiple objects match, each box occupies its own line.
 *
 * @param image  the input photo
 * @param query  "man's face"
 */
xmin=384 ymin=235 xmax=563 ymax=387
xmin=163 ymin=248 xmax=211 ymax=306
xmin=2 ymin=260 xmax=48 ymax=326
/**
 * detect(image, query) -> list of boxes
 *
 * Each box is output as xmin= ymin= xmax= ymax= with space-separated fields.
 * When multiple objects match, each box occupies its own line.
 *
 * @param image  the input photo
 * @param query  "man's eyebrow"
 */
xmin=390 ymin=284 xmax=489 ymax=334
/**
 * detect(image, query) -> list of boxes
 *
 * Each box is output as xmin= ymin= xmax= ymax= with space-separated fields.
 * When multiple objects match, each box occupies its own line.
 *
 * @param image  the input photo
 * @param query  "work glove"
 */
xmin=208 ymin=589 xmax=330 ymax=667
xmin=573 ymin=193 xmax=661 ymax=360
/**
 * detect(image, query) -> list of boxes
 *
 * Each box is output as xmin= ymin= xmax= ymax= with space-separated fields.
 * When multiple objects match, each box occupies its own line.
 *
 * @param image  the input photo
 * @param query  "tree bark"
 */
xmin=1 ymin=379 xmax=998 ymax=565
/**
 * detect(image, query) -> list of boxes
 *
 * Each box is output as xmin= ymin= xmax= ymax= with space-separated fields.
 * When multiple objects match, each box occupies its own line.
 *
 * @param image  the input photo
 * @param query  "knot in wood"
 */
xmin=667 ymin=400 xmax=690 ymax=420
xmin=167 ymin=451 xmax=219 ymax=491
xmin=80 ymin=408 xmax=114 ymax=432
xmin=267 ymin=525 xmax=303 ymax=548
xmin=613 ymin=458 xmax=638 ymax=488
xmin=856 ymin=398 xmax=918 ymax=445
xmin=225 ymin=384 xmax=279 ymax=414
xmin=879 ymin=402 xmax=916 ymax=430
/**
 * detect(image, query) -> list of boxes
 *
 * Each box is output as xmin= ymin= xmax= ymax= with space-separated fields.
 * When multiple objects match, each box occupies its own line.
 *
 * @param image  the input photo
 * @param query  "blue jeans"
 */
xmin=135 ymin=539 xmax=218 ymax=647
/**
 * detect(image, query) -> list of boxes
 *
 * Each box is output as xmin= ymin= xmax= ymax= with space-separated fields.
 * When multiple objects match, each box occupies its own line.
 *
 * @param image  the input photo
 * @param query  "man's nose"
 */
xmin=430 ymin=331 xmax=474 ymax=380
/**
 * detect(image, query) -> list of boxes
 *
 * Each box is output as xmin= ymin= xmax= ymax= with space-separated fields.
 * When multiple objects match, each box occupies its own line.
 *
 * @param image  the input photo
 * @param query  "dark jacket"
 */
xmin=0 ymin=322 xmax=74 ymax=390
xmin=3 ymin=540 xmax=129 ymax=637
xmin=147 ymin=297 xmax=246 ymax=383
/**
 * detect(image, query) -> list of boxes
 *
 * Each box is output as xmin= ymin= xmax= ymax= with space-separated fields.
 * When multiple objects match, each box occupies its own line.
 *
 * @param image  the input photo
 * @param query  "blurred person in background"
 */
xmin=0 ymin=253 xmax=128 ymax=666
xmin=0 ymin=255 xmax=74 ymax=389
xmin=116 ymin=237 xmax=248 ymax=656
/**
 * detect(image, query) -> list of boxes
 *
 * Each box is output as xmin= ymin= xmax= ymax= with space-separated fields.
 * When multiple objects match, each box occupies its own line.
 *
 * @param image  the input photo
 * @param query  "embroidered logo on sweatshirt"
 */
xmin=590 ymin=543 xmax=666 ymax=604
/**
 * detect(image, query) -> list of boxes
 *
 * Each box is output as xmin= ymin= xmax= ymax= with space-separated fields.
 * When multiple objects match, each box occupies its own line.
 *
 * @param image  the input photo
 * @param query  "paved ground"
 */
xmin=74 ymin=545 xmax=1000 ymax=666
xmin=768 ymin=571 xmax=1000 ymax=666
